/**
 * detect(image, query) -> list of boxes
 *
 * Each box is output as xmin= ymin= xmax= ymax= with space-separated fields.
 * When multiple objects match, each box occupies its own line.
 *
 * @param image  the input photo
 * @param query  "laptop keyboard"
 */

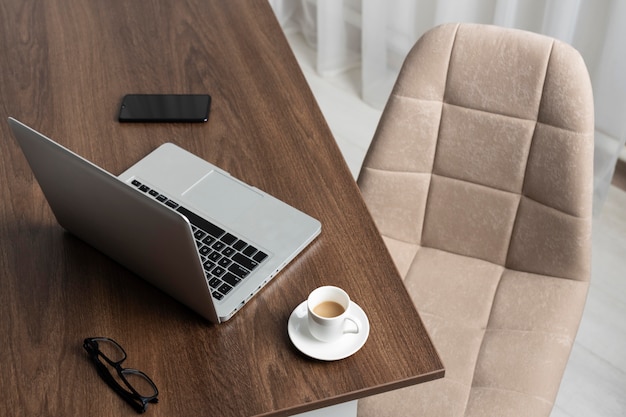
xmin=130 ymin=179 xmax=268 ymax=301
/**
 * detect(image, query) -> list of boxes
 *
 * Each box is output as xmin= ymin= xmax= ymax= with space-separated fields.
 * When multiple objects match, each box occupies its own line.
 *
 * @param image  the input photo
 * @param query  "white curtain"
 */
xmin=269 ymin=0 xmax=626 ymax=213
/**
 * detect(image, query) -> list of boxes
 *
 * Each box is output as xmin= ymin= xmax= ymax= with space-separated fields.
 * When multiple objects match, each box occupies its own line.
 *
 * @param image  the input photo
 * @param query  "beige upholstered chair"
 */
xmin=357 ymin=23 xmax=594 ymax=417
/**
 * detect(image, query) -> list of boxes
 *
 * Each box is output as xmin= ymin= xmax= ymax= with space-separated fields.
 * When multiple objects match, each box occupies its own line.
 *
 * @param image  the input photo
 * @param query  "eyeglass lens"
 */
xmin=93 ymin=338 xmax=126 ymax=363
xmin=122 ymin=369 xmax=158 ymax=398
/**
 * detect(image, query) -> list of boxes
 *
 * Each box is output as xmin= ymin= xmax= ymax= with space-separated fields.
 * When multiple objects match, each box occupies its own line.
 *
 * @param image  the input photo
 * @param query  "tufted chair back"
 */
xmin=357 ymin=23 xmax=594 ymax=417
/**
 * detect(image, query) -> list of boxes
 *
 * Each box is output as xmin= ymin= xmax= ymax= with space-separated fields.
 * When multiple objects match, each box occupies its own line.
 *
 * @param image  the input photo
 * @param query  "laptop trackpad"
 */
xmin=183 ymin=171 xmax=262 ymax=223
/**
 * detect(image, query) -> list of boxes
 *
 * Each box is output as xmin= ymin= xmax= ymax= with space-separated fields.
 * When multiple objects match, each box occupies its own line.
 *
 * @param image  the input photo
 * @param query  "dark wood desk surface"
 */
xmin=0 ymin=0 xmax=444 ymax=415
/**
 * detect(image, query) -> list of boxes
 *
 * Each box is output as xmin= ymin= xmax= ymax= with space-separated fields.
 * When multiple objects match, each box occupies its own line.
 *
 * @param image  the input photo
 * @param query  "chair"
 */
xmin=357 ymin=23 xmax=594 ymax=417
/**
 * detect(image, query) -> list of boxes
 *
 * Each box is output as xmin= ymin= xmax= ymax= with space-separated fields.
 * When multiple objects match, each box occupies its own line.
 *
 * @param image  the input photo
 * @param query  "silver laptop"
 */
xmin=8 ymin=117 xmax=321 ymax=323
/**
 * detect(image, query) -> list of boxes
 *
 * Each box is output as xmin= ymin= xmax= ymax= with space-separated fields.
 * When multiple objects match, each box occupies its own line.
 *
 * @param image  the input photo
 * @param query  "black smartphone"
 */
xmin=118 ymin=94 xmax=211 ymax=123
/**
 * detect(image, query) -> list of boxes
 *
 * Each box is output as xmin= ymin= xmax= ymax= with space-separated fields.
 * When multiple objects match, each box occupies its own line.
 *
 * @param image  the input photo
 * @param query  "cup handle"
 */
xmin=343 ymin=317 xmax=360 ymax=335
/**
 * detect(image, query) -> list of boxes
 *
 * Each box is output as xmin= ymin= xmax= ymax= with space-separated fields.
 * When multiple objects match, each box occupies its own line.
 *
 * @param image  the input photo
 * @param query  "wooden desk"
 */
xmin=0 ymin=0 xmax=444 ymax=415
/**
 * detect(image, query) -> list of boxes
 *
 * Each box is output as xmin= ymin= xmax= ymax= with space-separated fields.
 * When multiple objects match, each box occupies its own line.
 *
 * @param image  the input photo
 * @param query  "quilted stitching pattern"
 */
xmin=357 ymin=23 xmax=593 ymax=417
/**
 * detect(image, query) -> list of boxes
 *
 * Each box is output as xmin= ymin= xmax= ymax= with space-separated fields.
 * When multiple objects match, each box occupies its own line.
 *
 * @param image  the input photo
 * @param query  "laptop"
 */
xmin=8 ymin=117 xmax=321 ymax=323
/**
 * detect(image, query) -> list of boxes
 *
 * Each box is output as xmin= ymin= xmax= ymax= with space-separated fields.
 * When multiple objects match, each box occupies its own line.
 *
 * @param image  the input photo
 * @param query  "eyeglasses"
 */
xmin=83 ymin=337 xmax=159 ymax=413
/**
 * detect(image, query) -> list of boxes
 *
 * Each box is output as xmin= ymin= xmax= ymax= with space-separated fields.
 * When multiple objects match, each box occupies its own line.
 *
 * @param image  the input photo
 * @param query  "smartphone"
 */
xmin=118 ymin=94 xmax=211 ymax=123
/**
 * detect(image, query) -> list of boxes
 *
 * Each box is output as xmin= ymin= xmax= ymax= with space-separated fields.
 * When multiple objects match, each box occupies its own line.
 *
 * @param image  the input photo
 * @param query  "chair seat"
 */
xmin=359 ymin=243 xmax=588 ymax=417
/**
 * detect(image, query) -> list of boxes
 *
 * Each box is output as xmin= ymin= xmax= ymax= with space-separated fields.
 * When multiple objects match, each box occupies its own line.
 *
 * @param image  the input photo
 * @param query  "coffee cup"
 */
xmin=307 ymin=286 xmax=360 ymax=343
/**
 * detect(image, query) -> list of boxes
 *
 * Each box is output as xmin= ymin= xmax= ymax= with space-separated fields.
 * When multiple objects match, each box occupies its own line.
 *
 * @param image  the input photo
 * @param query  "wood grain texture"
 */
xmin=0 ymin=0 xmax=444 ymax=416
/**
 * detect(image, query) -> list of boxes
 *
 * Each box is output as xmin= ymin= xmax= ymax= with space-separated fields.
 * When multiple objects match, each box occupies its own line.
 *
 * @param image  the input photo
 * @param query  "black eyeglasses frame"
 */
xmin=83 ymin=337 xmax=159 ymax=414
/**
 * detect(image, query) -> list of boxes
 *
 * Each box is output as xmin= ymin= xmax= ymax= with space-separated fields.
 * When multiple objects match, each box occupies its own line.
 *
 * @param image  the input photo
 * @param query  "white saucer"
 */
xmin=288 ymin=300 xmax=370 ymax=361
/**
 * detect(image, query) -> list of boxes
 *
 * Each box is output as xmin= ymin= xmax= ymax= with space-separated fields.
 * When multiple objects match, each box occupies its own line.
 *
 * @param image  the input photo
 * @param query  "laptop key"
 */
xmin=253 ymin=251 xmax=268 ymax=263
xmin=212 ymin=266 xmax=226 ymax=277
xmin=212 ymin=241 xmax=226 ymax=251
xmin=220 ymin=233 xmax=237 ymax=245
xmin=194 ymin=229 xmax=207 ymax=240
xmin=203 ymin=260 xmax=216 ymax=272
xmin=212 ymin=291 xmax=224 ymax=301
xmin=208 ymin=277 xmax=221 ymax=288
xmin=218 ymin=257 xmax=232 ymax=268
xmin=232 ymin=253 xmax=258 ymax=270
xmin=218 ymin=283 xmax=233 ymax=295
xmin=199 ymin=245 xmax=211 ymax=256
xmin=232 ymin=240 xmax=247 ymax=251
xmin=242 ymin=245 xmax=257 ymax=257
xmin=228 ymin=263 xmax=250 ymax=279
xmin=222 ymin=272 xmax=241 ymax=287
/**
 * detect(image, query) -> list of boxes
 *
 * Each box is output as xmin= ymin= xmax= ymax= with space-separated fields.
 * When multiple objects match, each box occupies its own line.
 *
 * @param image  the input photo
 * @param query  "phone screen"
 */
xmin=118 ymin=94 xmax=211 ymax=123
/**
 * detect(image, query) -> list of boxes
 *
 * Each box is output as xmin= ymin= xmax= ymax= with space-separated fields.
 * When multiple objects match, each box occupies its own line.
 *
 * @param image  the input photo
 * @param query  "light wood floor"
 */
xmin=285 ymin=32 xmax=626 ymax=417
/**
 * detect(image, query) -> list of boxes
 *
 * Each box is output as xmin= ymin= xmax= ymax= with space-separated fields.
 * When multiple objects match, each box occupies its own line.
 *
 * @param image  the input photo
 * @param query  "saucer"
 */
xmin=288 ymin=300 xmax=370 ymax=361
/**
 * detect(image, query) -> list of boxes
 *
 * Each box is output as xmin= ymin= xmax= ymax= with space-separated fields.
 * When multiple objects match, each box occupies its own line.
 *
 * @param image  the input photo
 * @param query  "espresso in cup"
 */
xmin=307 ymin=286 xmax=360 ymax=342
xmin=312 ymin=301 xmax=345 ymax=318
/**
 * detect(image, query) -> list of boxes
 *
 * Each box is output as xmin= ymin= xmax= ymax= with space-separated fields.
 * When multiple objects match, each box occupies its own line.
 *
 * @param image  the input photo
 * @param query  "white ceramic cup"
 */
xmin=307 ymin=286 xmax=360 ymax=343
